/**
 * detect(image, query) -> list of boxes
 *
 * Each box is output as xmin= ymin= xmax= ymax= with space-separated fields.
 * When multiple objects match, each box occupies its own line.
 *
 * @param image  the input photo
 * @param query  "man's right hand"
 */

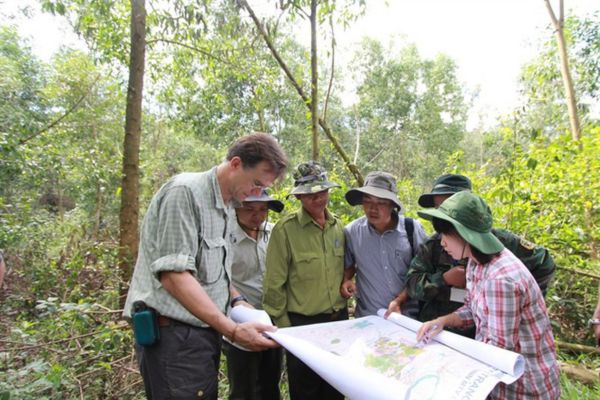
xmin=443 ymin=266 xmax=466 ymax=288
xmin=384 ymin=289 xmax=408 ymax=319
xmin=340 ymin=280 xmax=356 ymax=299
xmin=232 ymin=321 xmax=280 ymax=351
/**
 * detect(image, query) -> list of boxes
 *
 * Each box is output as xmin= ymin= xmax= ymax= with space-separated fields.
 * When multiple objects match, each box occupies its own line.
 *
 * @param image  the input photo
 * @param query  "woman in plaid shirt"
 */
xmin=416 ymin=191 xmax=560 ymax=400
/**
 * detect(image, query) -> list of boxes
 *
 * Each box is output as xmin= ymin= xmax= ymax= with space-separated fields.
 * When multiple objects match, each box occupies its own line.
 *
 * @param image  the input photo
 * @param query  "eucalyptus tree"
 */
xmin=518 ymin=13 xmax=599 ymax=140
xmin=238 ymin=0 xmax=366 ymax=185
xmin=543 ymin=0 xmax=581 ymax=143
xmin=119 ymin=0 xmax=146 ymax=286
xmin=41 ymin=0 xmax=145 ymax=283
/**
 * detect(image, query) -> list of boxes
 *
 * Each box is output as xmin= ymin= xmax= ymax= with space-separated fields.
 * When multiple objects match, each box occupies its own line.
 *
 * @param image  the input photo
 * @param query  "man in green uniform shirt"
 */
xmin=394 ymin=174 xmax=556 ymax=337
xmin=263 ymin=161 xmax=347 ymax=400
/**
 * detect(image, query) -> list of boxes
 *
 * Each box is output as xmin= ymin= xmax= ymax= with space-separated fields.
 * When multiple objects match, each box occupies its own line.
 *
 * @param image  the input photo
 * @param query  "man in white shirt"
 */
xmin=224 ymin=190 xmax=284 ymax=400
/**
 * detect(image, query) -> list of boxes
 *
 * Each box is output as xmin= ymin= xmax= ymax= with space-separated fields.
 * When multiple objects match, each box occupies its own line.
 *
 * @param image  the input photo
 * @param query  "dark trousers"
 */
xmin=222 ymin=341 xmax=283 ymax=400
xmin=286 ymin=309 xmax=348 ymax=400
xmin=135 ymin=323 xmax=221 ymax=400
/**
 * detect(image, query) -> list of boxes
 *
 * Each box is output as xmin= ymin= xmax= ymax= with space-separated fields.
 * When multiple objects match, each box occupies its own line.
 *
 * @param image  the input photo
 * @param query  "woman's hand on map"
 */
xmin=416 ymin=318 xmax=445 ymax=345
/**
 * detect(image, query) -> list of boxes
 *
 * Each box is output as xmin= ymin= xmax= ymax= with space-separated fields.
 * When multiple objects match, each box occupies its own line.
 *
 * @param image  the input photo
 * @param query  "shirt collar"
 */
xmin=230 ymin=221 xmax=271 ymax=244
xmin=209 ymin=166 xmax=241 ymax=211
xmin=297 ymin=206 xmax=337 ymax=227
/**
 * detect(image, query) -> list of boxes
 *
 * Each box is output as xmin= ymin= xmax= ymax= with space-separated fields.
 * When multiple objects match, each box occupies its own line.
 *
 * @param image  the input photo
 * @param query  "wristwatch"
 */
xmin=230 ymin=295 xmax=248 ymax=308
xmin=588 ymin=318 xmax=600 ymax=327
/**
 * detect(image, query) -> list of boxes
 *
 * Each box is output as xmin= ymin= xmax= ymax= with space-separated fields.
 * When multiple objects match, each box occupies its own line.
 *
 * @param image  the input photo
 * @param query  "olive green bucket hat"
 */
xmin=289 ymin=161 xmax=340 ymax=196
xmin=418 ymin=191 xmax=504 ymax=254
xmin=418 ymin=174 xmax=472 ymax=208
xmin=345 ymin=171 xmax=403 ymax=212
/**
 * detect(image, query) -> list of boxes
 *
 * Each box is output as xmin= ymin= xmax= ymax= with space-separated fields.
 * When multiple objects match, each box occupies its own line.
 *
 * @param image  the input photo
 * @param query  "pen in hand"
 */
xmin=416 ymin=321 xmax=442 ymax=347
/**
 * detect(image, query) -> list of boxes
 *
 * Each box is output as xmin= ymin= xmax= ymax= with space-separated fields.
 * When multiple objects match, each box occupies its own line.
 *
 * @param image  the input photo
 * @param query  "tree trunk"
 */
xmin=310 ymin=0 xmax=319 ymax=161
xmin=92 ymin=124 xmax=101 ymax=241
xmin=555 ymin=340 xmax=600 ymax=355
xmin=543 ymin=0 xmax=581 ymax=145
xmin=558 ymin=362 xmax=599 ymax=386
xmin=119 ymin=0 xmax=146 ymax=298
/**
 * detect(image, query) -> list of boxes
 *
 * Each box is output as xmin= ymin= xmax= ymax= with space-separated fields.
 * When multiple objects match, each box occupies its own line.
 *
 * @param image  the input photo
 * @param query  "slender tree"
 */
xmin=237 ymin=0 xmax=364 ymax=184
xmin=309 ymin=0 xmax=319 ymax=160
xmin=119 ymin=0 xmax=146 ymax=291
xmin=543 ymin=0 xmax=581 ymax=144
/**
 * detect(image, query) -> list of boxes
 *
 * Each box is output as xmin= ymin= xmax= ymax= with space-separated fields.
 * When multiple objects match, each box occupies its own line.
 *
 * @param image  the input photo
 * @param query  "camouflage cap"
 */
xmin=289 ymin=161 xmax=340 ymax=196
xmin=345 ymin=171 xmax=402 ymax=211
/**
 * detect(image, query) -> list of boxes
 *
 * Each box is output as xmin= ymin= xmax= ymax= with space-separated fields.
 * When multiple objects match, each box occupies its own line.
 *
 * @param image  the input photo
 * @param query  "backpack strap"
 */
xmin=404 ymin=217 xmax=415 ymax=257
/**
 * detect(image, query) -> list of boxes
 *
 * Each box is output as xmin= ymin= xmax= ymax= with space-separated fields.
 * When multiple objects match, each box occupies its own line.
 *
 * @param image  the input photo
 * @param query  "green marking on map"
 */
xmin=363 ymin=337 xmax=424 ymax=379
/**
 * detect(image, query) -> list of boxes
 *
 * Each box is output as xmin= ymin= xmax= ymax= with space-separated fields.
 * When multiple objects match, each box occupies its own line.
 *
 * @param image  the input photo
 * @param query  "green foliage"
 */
xmin=41 ymin=0 xmax=131 ymax=65
xmin=558 ymin=373 xmax=600 ymax=399
xmin=348 ymin=39 xmax=468 ymax=185
xmin=0 ymin=26 xmax=48 ymax=186
xmin=1 ymin=2 xmax=599 ymax=398
xmin=448 ymin=127 xmax=600 ymax=347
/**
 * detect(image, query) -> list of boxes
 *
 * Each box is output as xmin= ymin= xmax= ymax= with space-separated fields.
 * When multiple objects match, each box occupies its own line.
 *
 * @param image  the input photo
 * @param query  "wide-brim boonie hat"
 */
xmin=418 ymin=191 xmax=504 ymax=254
xmin=418 ymin=174 xmax=472 ymax=208
xmin=241 ymin=190 xmax=284 ymax=213
xmin=289 ymin=161 xmax=340 ymax=196
xmin=345 ymin=171 xmax=402 ymax=211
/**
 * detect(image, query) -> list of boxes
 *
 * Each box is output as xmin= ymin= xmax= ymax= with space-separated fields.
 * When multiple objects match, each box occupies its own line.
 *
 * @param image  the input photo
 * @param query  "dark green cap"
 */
xmin=418 ymin=191 xmax=504 ymax=255
xmin=418 ymin=174 xmax=472 ymax=208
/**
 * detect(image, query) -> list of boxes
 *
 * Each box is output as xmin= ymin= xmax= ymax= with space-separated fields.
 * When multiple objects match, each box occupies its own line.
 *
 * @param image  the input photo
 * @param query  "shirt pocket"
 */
xmin=197 ymin=237 xmax=225 ymax=284
xmin=290 ymin=249 xmax=321 ymax=281
xmin=333 ymin=245 xmax=345 ymax=258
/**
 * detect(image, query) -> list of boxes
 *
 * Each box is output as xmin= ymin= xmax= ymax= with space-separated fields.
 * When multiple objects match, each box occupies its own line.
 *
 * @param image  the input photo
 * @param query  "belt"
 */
xmin=157 ymin=315 xmax=186 ymax=327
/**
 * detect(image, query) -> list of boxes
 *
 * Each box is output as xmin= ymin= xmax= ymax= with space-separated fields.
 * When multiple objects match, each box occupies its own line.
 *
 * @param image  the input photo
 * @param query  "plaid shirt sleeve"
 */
xmin=479 ymin=278 xmax=522 ymax=351
xmin=150 ymin=186 xmax=198 ymax=276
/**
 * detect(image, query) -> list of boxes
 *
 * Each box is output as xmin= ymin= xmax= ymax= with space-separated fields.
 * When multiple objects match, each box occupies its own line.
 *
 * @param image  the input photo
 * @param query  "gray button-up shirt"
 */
xmin=228 ymin=221 xmax=272 ymax=309
xmin=344 ymin=215 xmax=427 ymax=318
xmin=123 ymin=167 xmax=237 ymax=327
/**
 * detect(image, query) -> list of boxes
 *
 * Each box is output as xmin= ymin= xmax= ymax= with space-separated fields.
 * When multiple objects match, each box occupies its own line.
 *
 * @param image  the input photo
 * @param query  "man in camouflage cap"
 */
xmin=341 ymin=171 xmax=427 ymax=319
xmin=395 ymin=173 xmax=556 ymax=337
xmin=263 ymin=160 xmax=347 ymax=400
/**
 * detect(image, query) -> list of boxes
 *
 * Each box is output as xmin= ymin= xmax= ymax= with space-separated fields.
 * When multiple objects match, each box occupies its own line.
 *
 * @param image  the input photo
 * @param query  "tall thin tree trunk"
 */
xmin=544 ymin=0 xmax=581 ymax=145
xmin=119 ymin=0 xmax=146 ymax=299
xmin=310 ymin=0 xmax=319 ymax=160
xmin=92 ymin=124 xmax=101 ymax=241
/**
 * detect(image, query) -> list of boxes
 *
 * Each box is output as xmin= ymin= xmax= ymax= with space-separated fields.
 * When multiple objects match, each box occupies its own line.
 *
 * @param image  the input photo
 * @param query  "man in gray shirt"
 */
xmin=224 ymin=190 xmax=284 ymax=400
xmin=123 ymin=133 xmax=287 ymax=399
xmin=340 ymin=172 xmax=427 ymax=318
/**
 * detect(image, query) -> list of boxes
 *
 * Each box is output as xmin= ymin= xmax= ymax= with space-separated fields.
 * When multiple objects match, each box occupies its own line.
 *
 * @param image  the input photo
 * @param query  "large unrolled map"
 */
xmin=230 ymin=307 xmax=524 ymax=400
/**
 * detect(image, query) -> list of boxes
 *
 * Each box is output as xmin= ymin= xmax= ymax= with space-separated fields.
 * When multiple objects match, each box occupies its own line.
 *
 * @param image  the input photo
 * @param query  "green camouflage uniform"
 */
xmin=406 ymin=228 xmax=556 ymax=335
